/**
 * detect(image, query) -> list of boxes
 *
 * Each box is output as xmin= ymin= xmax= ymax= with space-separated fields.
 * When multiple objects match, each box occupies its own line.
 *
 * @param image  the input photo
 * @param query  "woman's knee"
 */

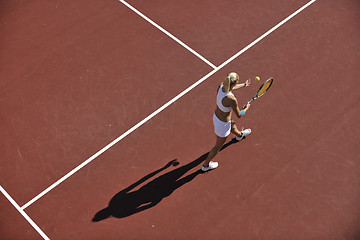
xmin=215 ymin=137 xmax=226 ymax=148
xmin=212 ymin=145 xmax=221 ymax=152
xmin=231 ymin=121 xmax=237 ymax=130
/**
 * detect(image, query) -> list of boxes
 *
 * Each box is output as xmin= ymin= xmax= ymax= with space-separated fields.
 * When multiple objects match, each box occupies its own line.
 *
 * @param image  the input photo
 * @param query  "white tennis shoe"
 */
xmin=201 ymin=161 xmax=218 ymax=172
xmin=236 ymin=128 xmax=252 ymax=141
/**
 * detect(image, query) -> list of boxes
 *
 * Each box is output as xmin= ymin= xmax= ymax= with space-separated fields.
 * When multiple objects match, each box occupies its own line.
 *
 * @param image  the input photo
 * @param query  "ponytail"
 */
xmin=223 ymin=76 xmax=231 ymax=92
xmin=223 ymin=72 xmax=239 ymax=92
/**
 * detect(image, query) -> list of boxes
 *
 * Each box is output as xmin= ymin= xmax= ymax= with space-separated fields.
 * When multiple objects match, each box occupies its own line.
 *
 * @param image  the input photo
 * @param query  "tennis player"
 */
xmin=202 ymin=72 xmax=251 ymax=172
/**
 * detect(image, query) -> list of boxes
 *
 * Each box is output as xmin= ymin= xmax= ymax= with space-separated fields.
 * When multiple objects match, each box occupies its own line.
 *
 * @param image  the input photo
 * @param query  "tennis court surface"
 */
xmin=1 ymin=0 xmax=360 ymax=239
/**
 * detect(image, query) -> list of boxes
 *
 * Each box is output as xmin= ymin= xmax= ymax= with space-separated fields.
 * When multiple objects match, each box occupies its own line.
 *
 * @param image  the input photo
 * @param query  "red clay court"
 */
xmin=1 ymin=0 xmax=360 ymax=239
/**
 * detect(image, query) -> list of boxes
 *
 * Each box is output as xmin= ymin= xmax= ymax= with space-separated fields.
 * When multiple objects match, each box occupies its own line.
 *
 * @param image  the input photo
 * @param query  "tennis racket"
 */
xmin=243 ymin=77 xmax=273 ymax=109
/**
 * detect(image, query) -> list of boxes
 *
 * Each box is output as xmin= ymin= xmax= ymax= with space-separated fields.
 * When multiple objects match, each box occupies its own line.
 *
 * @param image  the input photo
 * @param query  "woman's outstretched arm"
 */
xmin=232 ymin=78 xmax=251 ymax=90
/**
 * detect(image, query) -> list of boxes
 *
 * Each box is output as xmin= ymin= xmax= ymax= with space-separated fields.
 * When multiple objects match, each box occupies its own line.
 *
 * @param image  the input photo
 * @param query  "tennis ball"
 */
xmin=255 ymin=76 xmax=260 ymax=81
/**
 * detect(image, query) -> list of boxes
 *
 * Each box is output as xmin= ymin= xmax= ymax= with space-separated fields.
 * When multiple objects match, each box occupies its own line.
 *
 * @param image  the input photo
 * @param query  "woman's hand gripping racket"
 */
xmin=243 ymin=77 xmax=274 ymax=109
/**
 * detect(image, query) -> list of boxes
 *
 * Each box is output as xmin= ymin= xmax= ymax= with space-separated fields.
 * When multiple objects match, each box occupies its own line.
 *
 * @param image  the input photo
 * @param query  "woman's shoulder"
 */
xmin=226 ymin=93 xmax=236 ymax=100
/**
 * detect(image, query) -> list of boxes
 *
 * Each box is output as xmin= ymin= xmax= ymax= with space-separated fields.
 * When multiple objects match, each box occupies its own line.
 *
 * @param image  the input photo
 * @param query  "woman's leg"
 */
xmin=231 ymin=121 xmax=242 ymax=137
xmin=203 ymin=136 xmax=227 ymax=167
xmin=232 ymin=121 xmax=252 ymax=140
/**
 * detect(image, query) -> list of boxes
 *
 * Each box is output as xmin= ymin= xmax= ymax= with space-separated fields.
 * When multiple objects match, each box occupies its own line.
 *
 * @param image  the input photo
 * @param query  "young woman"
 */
xmin=202 ymin=72 xmax=252 ymax=171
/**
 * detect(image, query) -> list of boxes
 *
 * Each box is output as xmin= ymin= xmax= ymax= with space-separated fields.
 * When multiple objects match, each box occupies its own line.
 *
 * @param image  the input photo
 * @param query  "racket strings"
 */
xmin=257 ymin=79 xmax=273 ymax=97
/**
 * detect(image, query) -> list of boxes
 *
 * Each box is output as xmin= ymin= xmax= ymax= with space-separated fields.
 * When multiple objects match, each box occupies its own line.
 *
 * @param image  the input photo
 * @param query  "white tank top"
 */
xmin=216 ymin=85 xmax=234 ymax=112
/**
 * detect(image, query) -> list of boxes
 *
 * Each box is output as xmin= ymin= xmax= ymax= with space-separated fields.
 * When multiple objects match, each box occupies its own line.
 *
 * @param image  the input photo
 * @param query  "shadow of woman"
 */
xmin=92 ymin=137 xmax=238 ymax=221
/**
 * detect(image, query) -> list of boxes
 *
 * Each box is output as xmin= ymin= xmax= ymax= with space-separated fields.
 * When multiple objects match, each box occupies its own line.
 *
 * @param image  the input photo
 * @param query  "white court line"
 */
xmin=21 ymin=0 xmax=317 ymax=210
xmin=218 ymin=0 xmax=317 ymax=69
xmin=118 ymin=0 xmax=217 ymax=69
xmin=0 ymin=186 xmax=50 ymax=240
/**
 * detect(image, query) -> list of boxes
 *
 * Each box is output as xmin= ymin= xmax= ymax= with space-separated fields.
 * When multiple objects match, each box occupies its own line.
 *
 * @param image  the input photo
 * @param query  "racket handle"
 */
xmin=242 ymin=102 xmax=249 ymax=109
xmin=242 ymin=99 xmax=253 ymax=109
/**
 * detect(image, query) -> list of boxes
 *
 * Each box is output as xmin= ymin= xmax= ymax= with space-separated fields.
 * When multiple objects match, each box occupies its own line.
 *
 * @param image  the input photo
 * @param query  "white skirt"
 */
xmin=213 ymin=113 xmax=231 ymax=138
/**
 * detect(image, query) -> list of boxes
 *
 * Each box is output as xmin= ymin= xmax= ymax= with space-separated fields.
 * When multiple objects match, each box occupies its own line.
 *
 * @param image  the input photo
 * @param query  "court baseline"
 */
xmin=0 ymin=186 xmax=50 ymax=240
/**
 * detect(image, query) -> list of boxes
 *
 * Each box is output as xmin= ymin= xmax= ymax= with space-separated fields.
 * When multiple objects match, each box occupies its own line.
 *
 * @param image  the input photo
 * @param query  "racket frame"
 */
xmin=243 ymin=77 xmax=273 ymax=108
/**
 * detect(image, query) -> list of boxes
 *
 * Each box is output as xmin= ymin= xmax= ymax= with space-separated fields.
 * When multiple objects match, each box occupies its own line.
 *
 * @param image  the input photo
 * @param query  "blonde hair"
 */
xmin=223 ymin=72 xmax=239 ymax=92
